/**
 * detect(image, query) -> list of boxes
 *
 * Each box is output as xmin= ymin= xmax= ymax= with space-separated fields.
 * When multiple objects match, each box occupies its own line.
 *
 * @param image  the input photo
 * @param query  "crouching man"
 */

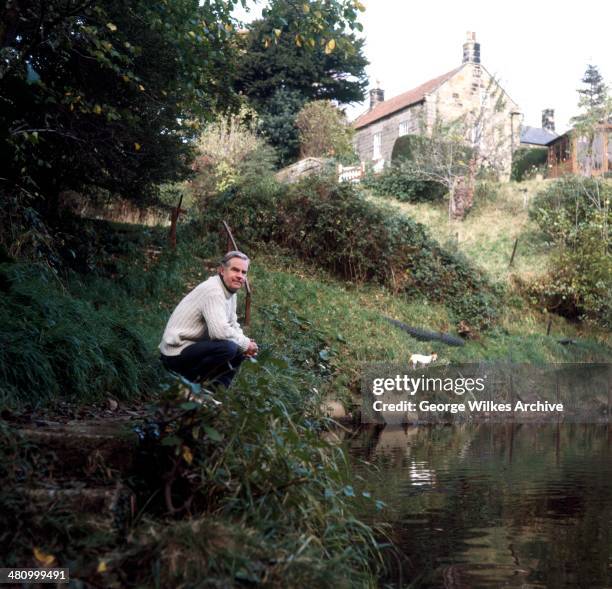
xmin=159 ymin=251 xmax=258 ymax=388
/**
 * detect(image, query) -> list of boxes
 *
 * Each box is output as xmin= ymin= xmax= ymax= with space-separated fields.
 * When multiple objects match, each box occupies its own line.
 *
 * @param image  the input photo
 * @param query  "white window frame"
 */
xmin=399 ymin=121 xmax=409 ymax=137
xmin=372 ymin=132 xmax=382 ymax=159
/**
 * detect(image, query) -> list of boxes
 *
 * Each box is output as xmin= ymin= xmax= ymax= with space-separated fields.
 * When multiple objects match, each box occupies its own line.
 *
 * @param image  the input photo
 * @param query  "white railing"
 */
xmin=338 ymin=162 xmax=366 ymax=183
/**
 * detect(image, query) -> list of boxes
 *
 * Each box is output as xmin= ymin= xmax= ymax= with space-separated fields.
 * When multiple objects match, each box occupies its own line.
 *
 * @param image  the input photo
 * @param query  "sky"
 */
xmin=234 ymin=1 xmax=611 ymax=134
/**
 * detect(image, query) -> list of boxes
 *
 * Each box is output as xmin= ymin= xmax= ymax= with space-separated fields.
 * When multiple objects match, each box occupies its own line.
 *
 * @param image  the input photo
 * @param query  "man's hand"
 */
xmin=245 ymin=340 xmax=259 ymax=357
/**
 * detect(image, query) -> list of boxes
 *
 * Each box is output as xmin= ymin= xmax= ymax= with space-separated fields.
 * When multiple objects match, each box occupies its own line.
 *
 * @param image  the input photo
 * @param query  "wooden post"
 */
xmin=168 ymin=194 xmax=183 ymax=249
xmin=546 ymin=317 xmax=552 ymax=336
xmin=222 ymin=220 xmax=252 ymax=326
xmin=508 ymin=237 xmax=519 ymax=268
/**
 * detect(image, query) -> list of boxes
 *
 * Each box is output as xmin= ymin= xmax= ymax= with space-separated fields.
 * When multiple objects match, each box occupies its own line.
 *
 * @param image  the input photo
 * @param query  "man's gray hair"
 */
xmin=220 ymin=251 xmax=250 ymax=267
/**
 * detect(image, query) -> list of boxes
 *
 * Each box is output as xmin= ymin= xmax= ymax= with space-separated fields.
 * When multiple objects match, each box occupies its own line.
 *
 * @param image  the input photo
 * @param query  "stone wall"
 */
xmin=353 ymin=103 xmax=425 ymax=167
xmin=274 ymin=157 xmax=328 ymax=184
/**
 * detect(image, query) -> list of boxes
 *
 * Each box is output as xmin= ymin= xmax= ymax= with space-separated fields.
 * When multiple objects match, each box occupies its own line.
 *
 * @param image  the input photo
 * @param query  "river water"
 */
xmin=346 ymin=424 xmax=612 ymax=588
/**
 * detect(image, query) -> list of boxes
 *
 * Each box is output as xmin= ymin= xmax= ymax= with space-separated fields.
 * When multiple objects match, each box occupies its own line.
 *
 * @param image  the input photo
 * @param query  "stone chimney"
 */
xmin=462 ymin=31 xmax=481 ymax=64
xmin=542 ymin=109 xmax=555 ymax=133
xmin=369 ymin=82 xmax=384 ymax=110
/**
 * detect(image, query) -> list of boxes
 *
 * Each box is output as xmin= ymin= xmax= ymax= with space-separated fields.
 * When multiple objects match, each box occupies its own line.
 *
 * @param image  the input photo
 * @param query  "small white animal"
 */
xmin=409 ymin=352 xmax=438 ymax=369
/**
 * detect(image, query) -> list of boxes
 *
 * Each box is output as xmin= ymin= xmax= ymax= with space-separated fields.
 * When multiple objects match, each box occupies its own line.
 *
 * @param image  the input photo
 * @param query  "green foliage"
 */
xmin=529 ymin=176 xmax=611 ymax=244
xmin=296 ymin=100 xmax=355 ymax=160
xmin=234 ymin=0 xmax=367 ymax=164
xmin=206 ymin=176 xmax=500 ymax=330
xmin=0 ymin=262 xmax=160 ymax=408
xmin=0 ymin=214 xmax=220 ymax=408
xmin=392 ymin=133 xmax=475 ymax=175
xmin=473 ymin=179 xmax=501 ymax=204
xmin=234 ymin=0 xmax=368 ymax=108
xmin=381 ymin=133 xmax=473 ymax=203
xmin=511 ymin=148 xmax=548 ymax=181
xmin=258 ymin=88 xmax=306 ymax=166
xmin=0 ymin=0 xmax=246 ymax=216
xmin=121 ymin=354 xmax=380 ymax=586
xmin=191 ymin=108 xmax=277 ymax=206
xmin=391 ymin=134 xmax=432 ymax=162
xmin=571 ymin=64 xmax=610 ymax=128
xmin=569 ymin=65 xmax=612 ymax=175
xmin=363 ymin=164 xmax=447 ymax=203
xmin=528 ymin=177 xmax=612 ymax=326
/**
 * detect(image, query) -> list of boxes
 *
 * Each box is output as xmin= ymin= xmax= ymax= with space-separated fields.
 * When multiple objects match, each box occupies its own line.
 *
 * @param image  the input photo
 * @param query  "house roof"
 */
xmin=353 ymin=66 xmax=464 ymax=130
xmin=520 ymin=126 xmax=558 ymax=146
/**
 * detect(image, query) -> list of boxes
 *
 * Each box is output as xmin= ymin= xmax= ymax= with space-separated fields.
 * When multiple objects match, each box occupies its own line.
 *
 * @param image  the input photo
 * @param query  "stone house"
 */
xmin=352 ymin=33 xmax=520 ymax=179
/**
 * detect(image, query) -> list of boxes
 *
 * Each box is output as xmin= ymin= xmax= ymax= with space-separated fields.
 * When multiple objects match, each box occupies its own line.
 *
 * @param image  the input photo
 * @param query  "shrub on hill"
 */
xmin=205 ymin=176 xmax=499 ymax=330
xmin=511 ymin=148 xmax=548 ymax=181
xmin=362 ymin=134 xmax=449 ymax=202
xmin=527 ymin=176 xmax=611 ymax=327
xmin=363 ymin=163 xmax=447 ymax=203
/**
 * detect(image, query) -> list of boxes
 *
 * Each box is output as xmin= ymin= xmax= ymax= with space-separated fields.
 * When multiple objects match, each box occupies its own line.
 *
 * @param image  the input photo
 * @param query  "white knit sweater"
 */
xmin=159 ymin=275 xmax=250 ymax=356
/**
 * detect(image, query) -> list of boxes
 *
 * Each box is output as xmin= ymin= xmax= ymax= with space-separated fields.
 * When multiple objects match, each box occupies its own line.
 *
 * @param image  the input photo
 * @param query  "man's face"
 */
xmin=219 ymin=257 xmax=249 ymax=293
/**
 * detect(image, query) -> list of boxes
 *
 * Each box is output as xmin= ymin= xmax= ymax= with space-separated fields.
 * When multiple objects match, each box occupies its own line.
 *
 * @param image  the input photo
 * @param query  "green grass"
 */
xmin=365 ymin=179 xmax=553 ymax=284
xmin=244 ymin=250 xmax=611 ymax=404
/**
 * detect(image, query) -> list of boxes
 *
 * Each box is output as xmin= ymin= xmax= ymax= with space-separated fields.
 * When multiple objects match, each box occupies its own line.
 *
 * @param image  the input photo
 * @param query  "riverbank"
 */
xmin=1 ymin=206 xmax=609 ymax=585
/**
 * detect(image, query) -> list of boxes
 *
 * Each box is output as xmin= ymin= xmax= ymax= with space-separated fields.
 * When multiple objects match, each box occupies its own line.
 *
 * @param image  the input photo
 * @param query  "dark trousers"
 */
xmin=160 ymin=340 xmax=245 ymax=388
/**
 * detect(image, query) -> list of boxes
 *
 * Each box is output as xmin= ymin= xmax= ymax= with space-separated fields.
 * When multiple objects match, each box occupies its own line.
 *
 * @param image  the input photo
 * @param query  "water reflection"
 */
xmin=346 ymin=424 xmax=612 ymax=588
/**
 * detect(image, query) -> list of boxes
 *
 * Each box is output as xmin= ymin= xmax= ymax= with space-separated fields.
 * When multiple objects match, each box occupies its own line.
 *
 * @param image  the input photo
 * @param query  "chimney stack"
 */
xmin=369 ymin=82 xmax=384 ymax=110
xmin=462 ymin=31 xmax=481 ymax=64
xmin=542 ymin=109 xmax=555 ymax=133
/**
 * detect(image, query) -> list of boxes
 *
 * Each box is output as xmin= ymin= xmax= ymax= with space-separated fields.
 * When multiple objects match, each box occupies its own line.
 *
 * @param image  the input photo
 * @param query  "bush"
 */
xmin=363 ymin=163 xmax=446 ymax=203
xmin=191 ymin=109 xmax=277 ymax=209
xmin=122 ymin=353 xmax=381 ymax=586
xmin=206 ymin=176 xmax=499 ymax=330
xmin=529 ymin=176 xmax=611 ymax=243
xmin=392 ymin=134 xmax=430 ymax=161
xmin=296 ymin=100 xmax=355 ymax=161
xmin=511 ymin=148 xmax=548 ymax=181
xmin=527 ymin=176 xmax=612 ymax=326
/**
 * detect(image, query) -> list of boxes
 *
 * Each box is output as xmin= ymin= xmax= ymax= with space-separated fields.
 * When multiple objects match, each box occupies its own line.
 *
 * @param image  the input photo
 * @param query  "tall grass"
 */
xmin=0 ymin=262 xmax=161 ymax=408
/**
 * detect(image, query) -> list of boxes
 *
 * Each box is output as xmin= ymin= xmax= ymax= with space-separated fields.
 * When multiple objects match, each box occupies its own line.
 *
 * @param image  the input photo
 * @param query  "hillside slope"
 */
xmin=365 ymin=179 xmax=551 ymax=284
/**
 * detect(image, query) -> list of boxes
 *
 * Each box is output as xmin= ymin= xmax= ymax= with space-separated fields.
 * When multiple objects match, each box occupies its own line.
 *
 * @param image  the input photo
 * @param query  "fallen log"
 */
xmin=384 ymin=317 xmax=465 ymax=347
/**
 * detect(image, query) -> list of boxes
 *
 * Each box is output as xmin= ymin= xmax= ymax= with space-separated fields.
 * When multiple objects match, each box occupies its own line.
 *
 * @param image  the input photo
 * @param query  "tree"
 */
xmin=397 ymin=77 xmax=510 ymax=219
xmin=295 ymin=100 xmax=354 ymax=160
xmin=258 ymin=88 xmax=306 ymax=166
xmin=0 ymin=0 xmax=244 ymax=222
xmin=235 ymin=0 xmax=367 ymax=108
xmin=575 ymin=65 xmax=608 ymax=113
xmin=529 ymin=177 xmax=611 ymax=326
xmin=570 ymin=64 xmax=611 ymax=175
xmin=397 ymin=125 xmax=475 ymax=219
xmin=233 ymin=0 xmax=367 ymax=163
xmin=191 ymin=107 xmax=276 ymax=205
xmin=0 ymin=0 xmax=364 ymax=230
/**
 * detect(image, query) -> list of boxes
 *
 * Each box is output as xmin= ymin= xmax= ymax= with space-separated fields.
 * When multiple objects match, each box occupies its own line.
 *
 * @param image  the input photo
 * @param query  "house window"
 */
xmin=373 ymin=132 xmax=382 ymax=159
xmin=399 ymin=121 xmax=409 ymax=137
